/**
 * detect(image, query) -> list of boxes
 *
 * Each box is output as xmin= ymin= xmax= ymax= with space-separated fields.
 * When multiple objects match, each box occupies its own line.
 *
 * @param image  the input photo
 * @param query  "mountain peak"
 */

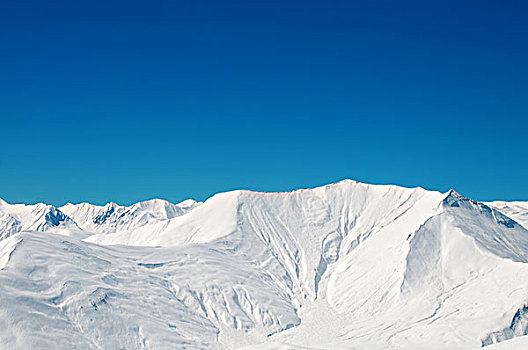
xmin=175 ymin=198 xmax=200 ymax=208
xmin=443 ymin=189 xmax=470 ymax=207
xmin=447 ymin=188 xmax=461 ymax=196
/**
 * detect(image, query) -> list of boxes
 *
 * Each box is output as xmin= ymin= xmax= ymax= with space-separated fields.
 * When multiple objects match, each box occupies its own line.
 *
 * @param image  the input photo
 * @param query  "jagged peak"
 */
xmin=443 ymin=189 xmax=472 ymax=207
xmin=446 ymin=188 xmax=461 ymax=196
xmin=442 ymin=189 xmax=521 ymax=232
xmin=444 ymin=189 xmax=495 ymax=211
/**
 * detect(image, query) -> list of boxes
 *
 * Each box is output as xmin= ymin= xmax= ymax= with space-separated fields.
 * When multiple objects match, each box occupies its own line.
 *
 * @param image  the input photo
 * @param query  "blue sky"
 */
xmin=1 ymin=0 xmax=527 ymax=205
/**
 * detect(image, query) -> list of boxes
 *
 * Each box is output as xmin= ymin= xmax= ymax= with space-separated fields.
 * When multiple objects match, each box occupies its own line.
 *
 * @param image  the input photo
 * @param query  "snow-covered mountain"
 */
xmin=1 ymin=180 xmax=528 ymax=349
xmin=0 ymin=199 xmax=79 ymax=240
xmin=59 ymin=198 xmax=200 ymax=234
xmin=486 ymin=201 xmax=528 ymax=230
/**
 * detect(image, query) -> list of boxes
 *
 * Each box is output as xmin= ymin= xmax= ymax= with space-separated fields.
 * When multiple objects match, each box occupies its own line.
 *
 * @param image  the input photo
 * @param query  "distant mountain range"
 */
xmin=1 ymin=180 xmax=527 ymax=349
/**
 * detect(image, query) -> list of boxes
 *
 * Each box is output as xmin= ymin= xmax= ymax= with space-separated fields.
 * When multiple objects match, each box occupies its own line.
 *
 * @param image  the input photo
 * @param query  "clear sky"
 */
xmin=1 ymin=0 xmax=527 ymax=205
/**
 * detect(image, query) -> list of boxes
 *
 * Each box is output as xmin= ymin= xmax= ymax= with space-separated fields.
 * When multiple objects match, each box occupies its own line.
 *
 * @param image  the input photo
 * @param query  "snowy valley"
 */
xmin=1 ymin=180 xmax=528 ymax=349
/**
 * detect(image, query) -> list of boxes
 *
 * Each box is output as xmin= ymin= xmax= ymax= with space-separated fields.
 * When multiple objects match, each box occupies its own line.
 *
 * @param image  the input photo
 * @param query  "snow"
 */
xmin=83 ymin=191 xmax=237 ymax=246
xmin=486 ymin=201 xmax=528 ymax=230
xmin=487 ymin=335 xmax=528 ymax=349
xmin=60 ymin=198 xmax=200 ymax=234
xmin=0 ymin=200 xmax=79 ymax=239
xmin=0 ymin=180 xmax=528 ymax=349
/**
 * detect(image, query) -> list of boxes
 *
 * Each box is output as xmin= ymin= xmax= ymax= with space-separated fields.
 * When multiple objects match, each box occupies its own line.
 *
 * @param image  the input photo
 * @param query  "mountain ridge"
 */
xmin=1 ymin=180 xmax=528 ymax=349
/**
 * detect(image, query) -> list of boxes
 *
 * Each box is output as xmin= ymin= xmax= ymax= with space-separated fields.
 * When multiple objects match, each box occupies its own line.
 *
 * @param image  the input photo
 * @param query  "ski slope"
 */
xmin=1 ymin=180 xmax=528 ymax=349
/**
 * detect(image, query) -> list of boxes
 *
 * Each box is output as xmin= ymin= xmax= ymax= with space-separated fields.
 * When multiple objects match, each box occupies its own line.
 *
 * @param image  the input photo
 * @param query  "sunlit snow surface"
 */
xmin=486 ymin=201 xmax=528 ymax=232
xmin=1 ymin=180 xmax=528 ymax=349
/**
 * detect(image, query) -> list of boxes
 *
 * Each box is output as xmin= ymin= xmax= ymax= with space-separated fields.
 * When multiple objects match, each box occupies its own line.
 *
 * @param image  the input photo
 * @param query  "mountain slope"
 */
xmin=0 ymin=200 xmax=79 ymax=240
xmin=0 ymin=231 xmax=297 ymax=349
xmin=59 ymin=198 xmax=200 ymax=234
xmin=486 ymin=201 xmax=528 ymax=230
xmin=1 ymin=181 xmax=528 ymax=349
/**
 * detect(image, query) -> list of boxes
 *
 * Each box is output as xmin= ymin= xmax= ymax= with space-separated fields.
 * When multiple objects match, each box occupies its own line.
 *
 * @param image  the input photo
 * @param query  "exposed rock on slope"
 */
xmin=0 ymin=200 xmax=78 ymax=239
xmin=486 ymin=201 xmax=528 ymax=230
xmin=59 ymin=198 xmax=200 ymax=234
